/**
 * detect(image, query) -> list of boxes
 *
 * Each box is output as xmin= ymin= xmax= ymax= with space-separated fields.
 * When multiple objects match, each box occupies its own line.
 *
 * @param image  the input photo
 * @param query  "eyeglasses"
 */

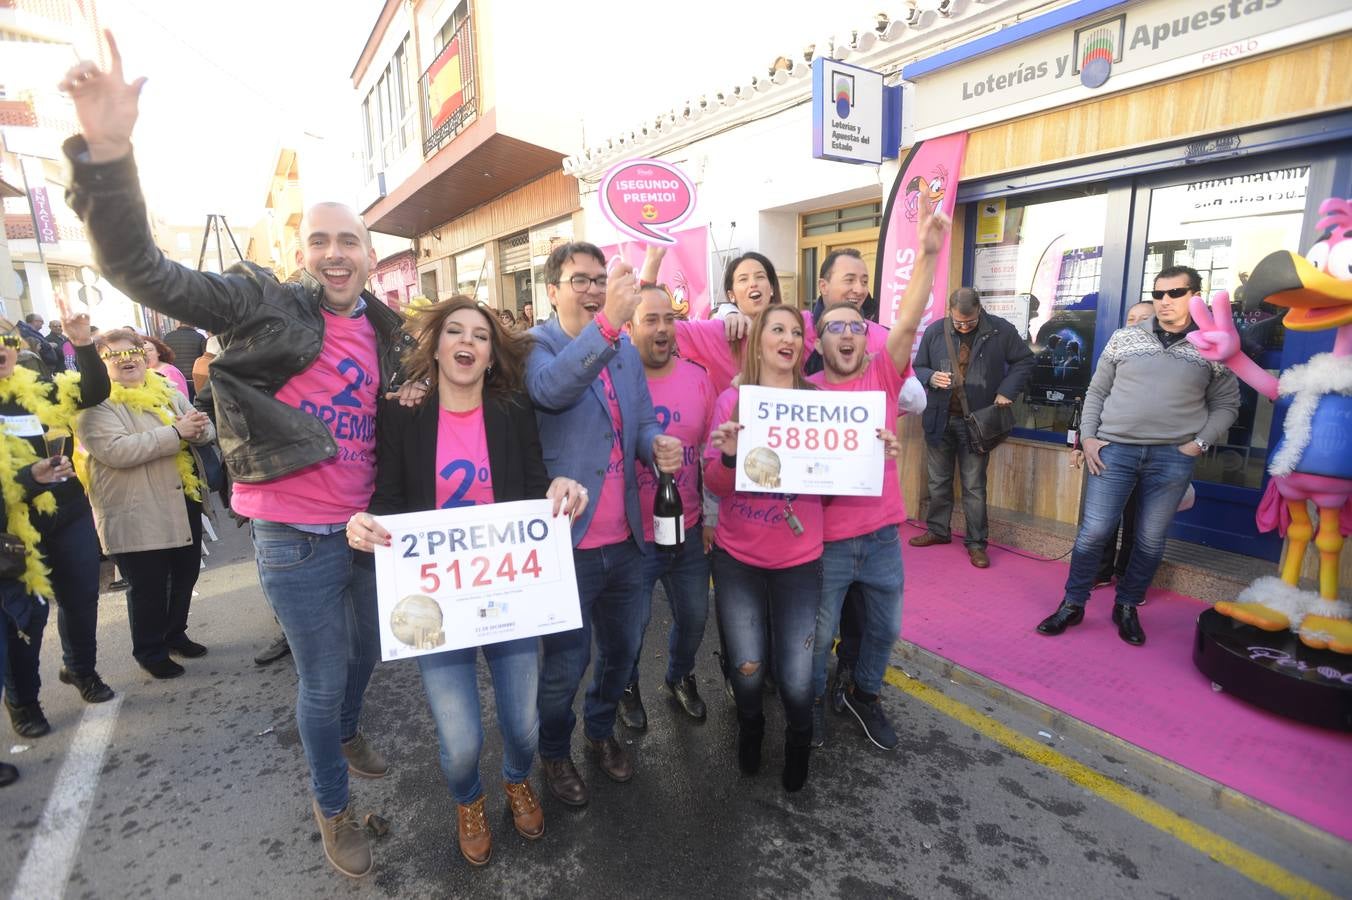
xmin=1151 ymin=287 xmax=1193 ymax=300
xmin=100 ymin=348 xmax=146 ymax=361
xmin=951 ymin=317 xmax=979 ymax=331
xmin=553 ymin=274 xmax=608 ymax=293
xmin=823 ymin=320 xmax=868 ymax=336
xmin=0 ymin=335 xmax=22 ymax=349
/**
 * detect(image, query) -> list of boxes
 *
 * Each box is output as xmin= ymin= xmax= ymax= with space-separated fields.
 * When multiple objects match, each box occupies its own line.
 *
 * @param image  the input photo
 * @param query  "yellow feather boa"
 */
xmin=0 ymin=366 xmax=85 ymax=598
xmin=101 ymin=378 xmax=203 ymax=504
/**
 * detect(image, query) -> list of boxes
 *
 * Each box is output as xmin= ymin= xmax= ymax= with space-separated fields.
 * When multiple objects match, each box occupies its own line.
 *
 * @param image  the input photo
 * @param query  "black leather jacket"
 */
xmin=64 ymin=137 xmax=413 ymax=483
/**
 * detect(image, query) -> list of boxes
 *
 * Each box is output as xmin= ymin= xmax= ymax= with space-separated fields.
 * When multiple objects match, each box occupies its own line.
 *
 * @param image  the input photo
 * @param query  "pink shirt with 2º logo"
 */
xmin=636 ymin=359 xmax=716 ymax=542
xmin=435 ymin=405 xmax=495 ymax=508
xmin=809 ymin=353 xmax=912 ymax=541
xmin=578 ymin=367 xmax=631 ymax=550
xmin=231 ymin=309 xmax=380 ymax=524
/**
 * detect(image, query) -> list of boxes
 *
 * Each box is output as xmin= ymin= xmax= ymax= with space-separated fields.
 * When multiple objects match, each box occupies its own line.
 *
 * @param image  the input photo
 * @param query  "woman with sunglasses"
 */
xmin=345 ymin=296 xmax=587 ymax=867
xmin=0 ymin=308 xmax=114 ymax=737
xmin=703 ymin=305 xmax=824 ymax=792
xmin=77 ymin=329 xmax=216 ymax=678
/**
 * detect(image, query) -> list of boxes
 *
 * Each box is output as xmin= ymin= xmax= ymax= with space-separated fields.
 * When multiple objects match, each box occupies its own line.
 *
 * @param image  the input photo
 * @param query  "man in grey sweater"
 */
xmin=1037 ymin=266 xmax=1240 ymax=645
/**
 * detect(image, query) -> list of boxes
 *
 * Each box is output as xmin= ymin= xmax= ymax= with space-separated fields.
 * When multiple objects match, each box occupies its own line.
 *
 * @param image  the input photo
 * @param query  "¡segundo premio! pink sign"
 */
xmin=598 ymin=158 xmax=696 ymax=245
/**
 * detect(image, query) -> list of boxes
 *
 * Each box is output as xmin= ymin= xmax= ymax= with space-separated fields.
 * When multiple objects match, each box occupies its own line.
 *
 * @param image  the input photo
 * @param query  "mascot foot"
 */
xmin=1214 ymin=600 xmax=1290 ymax=632
xmin=1298 ymin=616 xmax=1352 ymax=655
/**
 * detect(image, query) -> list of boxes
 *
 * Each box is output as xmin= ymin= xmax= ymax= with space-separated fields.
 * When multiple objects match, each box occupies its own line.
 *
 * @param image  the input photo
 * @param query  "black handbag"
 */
xmin=0 ymin=533 xmax=27 ymax=581
xmin=944 ymin=323 xmax=1015 ymax=455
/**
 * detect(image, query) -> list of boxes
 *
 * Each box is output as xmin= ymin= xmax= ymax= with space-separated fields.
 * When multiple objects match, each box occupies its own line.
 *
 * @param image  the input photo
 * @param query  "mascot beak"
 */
xmin=1244 ymin=249 xmax=1352 ymax=331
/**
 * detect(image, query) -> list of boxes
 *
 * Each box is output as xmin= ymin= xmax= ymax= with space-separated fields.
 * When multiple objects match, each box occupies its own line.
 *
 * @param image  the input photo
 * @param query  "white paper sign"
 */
xmin=735 ymin=386 xmax=886 ymax=497
xmin=372 ymin=499 xmax=581 ymax=662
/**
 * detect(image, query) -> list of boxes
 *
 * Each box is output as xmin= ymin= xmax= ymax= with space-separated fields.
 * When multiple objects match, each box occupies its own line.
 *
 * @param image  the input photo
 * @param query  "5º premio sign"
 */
xmin=372 ymin=499 xmax=582 ymax=661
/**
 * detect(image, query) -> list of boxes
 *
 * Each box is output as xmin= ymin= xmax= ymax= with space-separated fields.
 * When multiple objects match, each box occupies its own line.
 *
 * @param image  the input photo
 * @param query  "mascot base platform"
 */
xmin=898 ymin=522 xmax=1352 ymax=843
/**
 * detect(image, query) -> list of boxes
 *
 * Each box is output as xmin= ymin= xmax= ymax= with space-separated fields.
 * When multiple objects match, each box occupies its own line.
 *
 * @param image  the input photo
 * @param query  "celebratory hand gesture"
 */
xmin=58 ymin=30 xmax=145 ymax=164
xmin=915 ymin=181 xmax=952 ymax=257
xmin=602 ymin=259 xmax=642 ymax=329
xmin=56 ymin=296 xmax=93 ymax=347
xmin=1186 ymin=291 xmax=1240 ymax=362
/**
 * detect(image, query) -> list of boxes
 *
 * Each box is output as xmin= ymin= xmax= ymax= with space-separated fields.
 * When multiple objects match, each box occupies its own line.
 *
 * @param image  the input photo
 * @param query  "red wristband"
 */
xmin=594 ymin=310 xmax=620 ymax=344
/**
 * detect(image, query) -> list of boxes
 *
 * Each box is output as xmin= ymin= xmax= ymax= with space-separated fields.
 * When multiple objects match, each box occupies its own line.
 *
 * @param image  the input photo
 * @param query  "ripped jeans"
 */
xmin=711 ymin=548 xmax=820 ymax=734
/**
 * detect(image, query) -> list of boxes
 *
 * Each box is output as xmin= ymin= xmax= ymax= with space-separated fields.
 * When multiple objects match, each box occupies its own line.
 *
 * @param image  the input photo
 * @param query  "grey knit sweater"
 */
xmin=1080 ymin=319 xmax=1240 ymax=447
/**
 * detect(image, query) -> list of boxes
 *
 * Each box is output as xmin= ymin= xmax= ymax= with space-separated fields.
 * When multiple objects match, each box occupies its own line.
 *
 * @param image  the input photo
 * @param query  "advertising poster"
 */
xmin=372 ymin=500 xmax=581 ymax=661
xmin=734 ymin=386 xmax=886 ymax=497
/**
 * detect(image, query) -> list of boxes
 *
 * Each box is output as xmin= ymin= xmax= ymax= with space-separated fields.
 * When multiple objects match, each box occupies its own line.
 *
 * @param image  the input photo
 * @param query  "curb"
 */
xmin=889 ymin=638 xmax=1352 ymax=872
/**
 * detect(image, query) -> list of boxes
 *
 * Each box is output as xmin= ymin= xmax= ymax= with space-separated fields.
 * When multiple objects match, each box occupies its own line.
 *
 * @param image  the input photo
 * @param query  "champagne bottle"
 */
xmin=653 ymin=469 xmax=684 ymax=552
xmin=1066 ymin=395 xmax=1083 ymax=449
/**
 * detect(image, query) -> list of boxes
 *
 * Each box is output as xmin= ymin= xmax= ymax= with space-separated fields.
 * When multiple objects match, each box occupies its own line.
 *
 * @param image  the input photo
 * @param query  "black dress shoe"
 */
xmin=5 ymin=700 xmax=50 ymax=738
xmin=58 ymin=668 xmax=116 ymax=703
xmin=0 ymin=761 xmax=17 ymax=787
xmin=141 ymin=657 xmax=186 ymax=679
xmin=168 ymin=637 xmax=208 ymax=658
xmin=1112 ymin=603 xmax=1146 ymax=646
xmin=541 ymin=756 xmax=588 ymax=807
xmin=665 ymin=674 xmax=707 ymax=720
xmin=587 ymin=735 xmax=634 ymax=783
xmin=1036 ymin=601 xmax=1085 ymax=635
xmin=618 ymin=681 xmax=647 ymax=731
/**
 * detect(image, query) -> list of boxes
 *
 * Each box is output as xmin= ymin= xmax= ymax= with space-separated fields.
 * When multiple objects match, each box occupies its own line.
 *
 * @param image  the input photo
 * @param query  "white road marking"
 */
xmin=9 ymin=696 xmax=123 ymax=900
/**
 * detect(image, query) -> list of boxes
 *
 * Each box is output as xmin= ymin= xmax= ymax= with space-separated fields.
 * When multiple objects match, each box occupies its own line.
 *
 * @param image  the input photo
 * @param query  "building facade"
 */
xmin=351 ymin=0 xmax=581 ymax=320
xmin=565 ymin=0 xmax=1352 ymax=571
xmin=244 ymin=148 xmax=305 ymax=283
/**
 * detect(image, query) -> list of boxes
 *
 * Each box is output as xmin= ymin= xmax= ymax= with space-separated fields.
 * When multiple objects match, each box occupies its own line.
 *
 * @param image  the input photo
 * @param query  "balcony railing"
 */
xmin=419 ymin=16 xmax=477 ymax=158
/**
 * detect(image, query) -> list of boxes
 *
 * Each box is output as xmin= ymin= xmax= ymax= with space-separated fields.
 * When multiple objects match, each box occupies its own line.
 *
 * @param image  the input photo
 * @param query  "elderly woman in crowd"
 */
xmin=347 ymin=296 xmax=587 ymax=867
xmin=77 ymin=328 xmax=216 ymax=679
xmin=142 ymin=334 xmax=191 ymax=397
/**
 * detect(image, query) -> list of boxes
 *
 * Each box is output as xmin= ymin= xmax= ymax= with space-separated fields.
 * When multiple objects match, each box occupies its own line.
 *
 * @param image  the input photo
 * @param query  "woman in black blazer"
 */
xmin=348 ymin=296 xmax=586 ymax=868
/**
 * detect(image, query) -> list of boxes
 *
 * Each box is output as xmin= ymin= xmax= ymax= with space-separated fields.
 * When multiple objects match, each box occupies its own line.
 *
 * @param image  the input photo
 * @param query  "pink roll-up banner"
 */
xmin=874 ymin=132 xmax=968 ymax=357
xmin=599 ymin=226 xmax=711 ymax=320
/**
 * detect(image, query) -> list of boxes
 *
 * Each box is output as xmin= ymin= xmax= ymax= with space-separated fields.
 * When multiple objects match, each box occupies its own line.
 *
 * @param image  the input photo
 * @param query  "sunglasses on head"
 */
xmin=823 ymin=320 xmax=868 ymax=336
xmin=0 ymin=335 xmax=22 ymax=349
xmin=1151 ymin=287 xmax=1193 ymax=300
xmin=100 ymin=348 xmax=146 ymax=361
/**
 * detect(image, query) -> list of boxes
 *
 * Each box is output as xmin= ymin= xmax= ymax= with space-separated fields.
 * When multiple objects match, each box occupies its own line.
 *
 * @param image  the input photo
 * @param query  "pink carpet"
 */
xmin=897 ymin=522 xmax=1352 ymax=842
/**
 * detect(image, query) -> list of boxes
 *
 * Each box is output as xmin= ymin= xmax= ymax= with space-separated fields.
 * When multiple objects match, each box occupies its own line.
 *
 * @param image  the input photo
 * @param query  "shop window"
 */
xmin=1139 ymin=165 xmax=1309 ymax=490
xmin=801 ymin=202 xmax=881 ymax=237
xmin=419 ymin=269 xmax=438 ymax=300
xmin=454 ymin=245 xmax=489 ymax=305
xmin=968 ymin=186 xmax=1108 ymax=438
xmin=528 ymin=217 xmax=575 ymax=320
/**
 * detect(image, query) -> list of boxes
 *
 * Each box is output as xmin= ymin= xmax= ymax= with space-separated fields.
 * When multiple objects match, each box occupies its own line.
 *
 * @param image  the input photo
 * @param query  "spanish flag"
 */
xmin=428 ymin=37 xmax=464 ymax=129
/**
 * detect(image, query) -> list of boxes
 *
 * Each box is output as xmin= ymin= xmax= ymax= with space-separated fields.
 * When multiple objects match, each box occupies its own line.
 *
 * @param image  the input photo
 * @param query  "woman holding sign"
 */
xmin=347 ymin=297 xmax=587 ymax=868
xmin=704 ymin=305 xmax=824 ymax=792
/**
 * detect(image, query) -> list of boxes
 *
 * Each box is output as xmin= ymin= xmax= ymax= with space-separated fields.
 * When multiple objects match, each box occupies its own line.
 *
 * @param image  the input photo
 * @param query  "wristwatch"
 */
xmin=1193 ymin=439 xmax=1210 ymax=451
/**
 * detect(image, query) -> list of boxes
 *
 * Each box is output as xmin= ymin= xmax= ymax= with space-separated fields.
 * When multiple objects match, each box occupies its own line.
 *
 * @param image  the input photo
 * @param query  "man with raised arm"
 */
xmin=60 ymin=35 xmax=420 ymax=878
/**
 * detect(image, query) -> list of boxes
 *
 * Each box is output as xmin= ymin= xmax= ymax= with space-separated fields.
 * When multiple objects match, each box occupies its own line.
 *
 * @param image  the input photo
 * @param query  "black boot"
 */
xmin=737 ymin=713 xmax=765 ymax=775
xmin=782 ymin=726 xmax=812 ymax=792
xmin=0 ymin=761 xmax=16 ymax=787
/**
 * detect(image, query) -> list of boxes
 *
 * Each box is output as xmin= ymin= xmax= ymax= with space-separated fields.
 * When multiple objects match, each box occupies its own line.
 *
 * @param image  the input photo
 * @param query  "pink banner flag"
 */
xmin=875 ymin=132 xmax=968 ymax=356
xmin=600 ymin=226 xmax=711 ymax=320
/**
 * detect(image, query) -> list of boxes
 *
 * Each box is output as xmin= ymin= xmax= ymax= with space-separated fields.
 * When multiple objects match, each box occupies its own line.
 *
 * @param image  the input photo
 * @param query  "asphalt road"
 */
xmin=1 ymin=523 xmax=1347 ymax=899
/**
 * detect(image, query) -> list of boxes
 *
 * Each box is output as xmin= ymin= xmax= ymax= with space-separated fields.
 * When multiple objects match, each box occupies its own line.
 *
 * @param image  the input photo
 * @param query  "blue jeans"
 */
xmin=418 ymin=637 xmax=539 ymax=804
xmin=630 ymin=538 xmax=711 ymax=684
xmin=251 ymin=521 xmax=381 ymax=816
xmin=1063 ymin=443 xmax=1195 ymax=608
xmin=4 ymin=506 xmax=102 ymax=703
xmin=711 ymin=548 xmax=820 ymax=733
xmin=924 ymin=417 xmax=990 ymax=549
xmin=814 ymin=525 xmax=904 ymax=698
xmin=538 ymin=539 xmax=645 ymax=760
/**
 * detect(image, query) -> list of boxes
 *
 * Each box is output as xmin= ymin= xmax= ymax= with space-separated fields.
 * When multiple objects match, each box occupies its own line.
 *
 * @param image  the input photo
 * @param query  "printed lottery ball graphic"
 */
xmin=743 ymin=446 xmax=782 ymax=489
xmin=391 ymin=594 xmax=447 ymax=651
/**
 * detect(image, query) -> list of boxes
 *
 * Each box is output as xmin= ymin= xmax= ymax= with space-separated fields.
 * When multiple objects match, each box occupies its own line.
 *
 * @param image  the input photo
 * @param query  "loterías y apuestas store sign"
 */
xmin=904 ymin=0 xmax=1352 ymax=140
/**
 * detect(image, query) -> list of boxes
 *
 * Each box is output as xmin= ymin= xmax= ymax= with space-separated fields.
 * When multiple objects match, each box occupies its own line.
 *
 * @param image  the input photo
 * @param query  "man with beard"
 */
xmin=806 ymin=192 xmax=950 ymax=750
xmin=618 ymin=284 xmax=717 ymax=729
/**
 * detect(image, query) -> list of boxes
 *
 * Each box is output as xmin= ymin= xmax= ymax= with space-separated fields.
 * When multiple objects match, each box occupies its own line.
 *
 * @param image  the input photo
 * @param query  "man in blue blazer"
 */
xmin=527 ymin=241 xmax=682 ymax=807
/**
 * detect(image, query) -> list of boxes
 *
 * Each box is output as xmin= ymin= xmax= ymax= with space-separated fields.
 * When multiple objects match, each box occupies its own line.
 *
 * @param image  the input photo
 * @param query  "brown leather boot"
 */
xmin=456 ymin=796 xmax=492 ymax=866
xmin=504 ymin=780 xmax=545 ymax=839
xmin=312 ymin=799 xmax=372 ymax=878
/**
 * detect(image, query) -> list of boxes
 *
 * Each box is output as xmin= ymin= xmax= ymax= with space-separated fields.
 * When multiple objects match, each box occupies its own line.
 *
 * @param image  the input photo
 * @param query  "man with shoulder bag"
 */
xmin=911 ymin=288 xmax=1034 ymax=568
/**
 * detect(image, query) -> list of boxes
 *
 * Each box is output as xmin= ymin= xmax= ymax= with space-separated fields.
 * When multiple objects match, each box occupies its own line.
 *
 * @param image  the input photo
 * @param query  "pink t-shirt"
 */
xmin=232 ymin=310 xmax=379 ymax=524
xmin=809 ymin=353 xmax=912 ymax=541
xmin=674 ymin=311 xmax=888 ymax=393
xmin=578 ymin=368 xmax=631 ymax=549
xmin=702 ymin=387 xmax=823 ymax=568
xmin=636 ymin=359 xmax=716 ymax=542
xmin=155 ymin=364 xmax=190 ymax=397
xmin=435 ymin=405 xmax=494 ymax=508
